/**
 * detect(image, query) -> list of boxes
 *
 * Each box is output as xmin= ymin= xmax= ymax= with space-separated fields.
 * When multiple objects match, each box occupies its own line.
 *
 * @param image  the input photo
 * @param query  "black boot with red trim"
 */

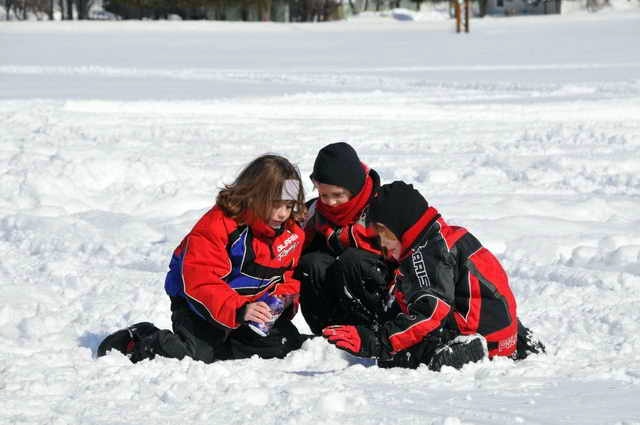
xmin=97 ymin=322 xmax=159 ymax=363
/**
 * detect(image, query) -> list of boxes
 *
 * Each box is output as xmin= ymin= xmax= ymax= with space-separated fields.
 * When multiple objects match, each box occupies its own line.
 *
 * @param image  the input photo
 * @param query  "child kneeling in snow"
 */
xmin=323 ymin=181 xmax=544 ymax=370
xmin=98 ymin=155 xmax=307 ymax=363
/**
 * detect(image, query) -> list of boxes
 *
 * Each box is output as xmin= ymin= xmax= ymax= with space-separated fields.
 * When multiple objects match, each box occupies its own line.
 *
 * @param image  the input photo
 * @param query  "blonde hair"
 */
xmin=373 ymin=222 xmax=400 ymax=241
xmin=217 ymin=155 xmax=305 ymax=223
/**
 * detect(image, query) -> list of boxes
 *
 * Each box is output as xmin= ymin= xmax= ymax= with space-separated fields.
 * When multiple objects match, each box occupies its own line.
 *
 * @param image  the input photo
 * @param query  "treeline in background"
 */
xmin=2 ymin=0 xmax=630 ymax=21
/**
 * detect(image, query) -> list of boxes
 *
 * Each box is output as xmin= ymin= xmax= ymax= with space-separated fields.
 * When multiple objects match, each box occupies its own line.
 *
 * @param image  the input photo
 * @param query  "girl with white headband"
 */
xmin=98 ymin=155 xmax=307 ymax=363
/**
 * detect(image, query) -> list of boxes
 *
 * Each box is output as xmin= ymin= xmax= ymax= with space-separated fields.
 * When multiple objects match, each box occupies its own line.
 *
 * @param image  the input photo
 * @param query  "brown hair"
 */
xmin=216 ymin=154 xmax=305 ymax=223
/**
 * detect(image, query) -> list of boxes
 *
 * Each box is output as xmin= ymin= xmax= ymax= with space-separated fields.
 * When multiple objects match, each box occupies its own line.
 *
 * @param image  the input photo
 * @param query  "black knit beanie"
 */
xmin=310 ymin=142 xmax=366 ymax=195
xmin=368 ymin=181 xmax=428 ymax=240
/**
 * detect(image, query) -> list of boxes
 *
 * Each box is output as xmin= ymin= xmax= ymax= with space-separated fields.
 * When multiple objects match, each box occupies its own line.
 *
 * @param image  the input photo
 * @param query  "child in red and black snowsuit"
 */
xmin=324 ymin=181 xmax=544 ymax=370
xmin=297 ymin=142 xmax=391 ymax=335
xmin=98 ymin=155 xmax=307 ymax=363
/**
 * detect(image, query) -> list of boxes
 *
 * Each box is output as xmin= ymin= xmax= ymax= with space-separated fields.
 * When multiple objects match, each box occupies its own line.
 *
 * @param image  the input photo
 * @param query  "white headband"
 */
xmin=281 ymin=179 xmax=300 ymax=201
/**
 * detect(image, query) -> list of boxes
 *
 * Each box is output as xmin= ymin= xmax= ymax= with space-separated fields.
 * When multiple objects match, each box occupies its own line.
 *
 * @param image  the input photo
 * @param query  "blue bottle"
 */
xmin=247 ymin=294 xmax=285 ymax=337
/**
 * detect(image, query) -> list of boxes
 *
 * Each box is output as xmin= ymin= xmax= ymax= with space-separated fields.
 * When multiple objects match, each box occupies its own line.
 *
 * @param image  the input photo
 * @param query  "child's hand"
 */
xmin=244 ymin=302 xmax=273 ymax=324
xmin=322 ymin=325 xmax=382 ymax=358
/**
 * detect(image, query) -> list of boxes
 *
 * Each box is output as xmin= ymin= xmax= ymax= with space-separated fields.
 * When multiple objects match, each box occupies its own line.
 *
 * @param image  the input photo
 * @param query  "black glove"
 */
xmin=322 ymin=325 xmax=382 ymax=358
xmin=359 ymin=259 xmax=389 ymax=315
xmin=336 ymin=258 xmax=389 ymax=327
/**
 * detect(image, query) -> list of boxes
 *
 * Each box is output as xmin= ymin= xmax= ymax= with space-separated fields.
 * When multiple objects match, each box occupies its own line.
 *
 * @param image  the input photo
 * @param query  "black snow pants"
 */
xmin=137 ymin=296 xmax=304 ymax=363
xmin=297 ymin=247 xmax=390 ymax=335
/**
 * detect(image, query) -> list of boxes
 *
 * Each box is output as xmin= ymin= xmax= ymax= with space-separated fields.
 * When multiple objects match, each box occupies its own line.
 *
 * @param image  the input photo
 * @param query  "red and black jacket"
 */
xmin=303 ymin=168 xmax=382 ymax=256
xmin=164 ymin=206 xmax=304 ymax=330
xmin=379 ymin=207 xmax=518 ymax=358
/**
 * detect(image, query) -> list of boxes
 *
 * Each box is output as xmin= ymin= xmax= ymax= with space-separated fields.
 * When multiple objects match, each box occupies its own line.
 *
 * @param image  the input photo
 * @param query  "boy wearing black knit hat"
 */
xmin=297 ymin=142 xmax=390 ymax=335
xmin=323 ymin=181 xmax=545 ymax=369
xmin=309 ymin=142 xmax=366 ymax=197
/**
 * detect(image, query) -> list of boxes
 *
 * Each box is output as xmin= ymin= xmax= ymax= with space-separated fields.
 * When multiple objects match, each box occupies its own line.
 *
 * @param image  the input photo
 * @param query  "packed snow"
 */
xmin=1 ymin=5 xmax=640 ymax=425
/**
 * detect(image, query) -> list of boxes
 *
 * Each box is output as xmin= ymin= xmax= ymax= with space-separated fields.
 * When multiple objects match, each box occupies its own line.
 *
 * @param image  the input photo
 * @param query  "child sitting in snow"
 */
xmin=297 ymin=142 xmax=392 ymax=335
xmin=323 ymin=181 xmax=545 ymax=370
xmin=98 ymin=154 xmax=307 ymax=363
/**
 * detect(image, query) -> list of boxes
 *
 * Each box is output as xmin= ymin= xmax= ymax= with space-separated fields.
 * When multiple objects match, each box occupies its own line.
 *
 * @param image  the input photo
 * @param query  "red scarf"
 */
xmin=316 ymin=172 xmax=374 ymax=226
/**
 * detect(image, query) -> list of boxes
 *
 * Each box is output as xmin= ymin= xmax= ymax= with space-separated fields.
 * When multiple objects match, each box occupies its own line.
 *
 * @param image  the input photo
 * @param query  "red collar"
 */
xmin=243 ymin=210 xmax=278 ymax=238
xmin=399 ymin=207 xmax=440 ymax=260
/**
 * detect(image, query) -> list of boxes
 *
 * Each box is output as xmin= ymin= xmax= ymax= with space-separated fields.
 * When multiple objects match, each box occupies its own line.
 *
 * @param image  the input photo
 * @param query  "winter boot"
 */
xmin=97 ymin=322 xmax=159 ymax=362
xmin=428 ymin=334 xmax=488 ymax=371
xmin=513 ymin=319 xmax=546 ymax=360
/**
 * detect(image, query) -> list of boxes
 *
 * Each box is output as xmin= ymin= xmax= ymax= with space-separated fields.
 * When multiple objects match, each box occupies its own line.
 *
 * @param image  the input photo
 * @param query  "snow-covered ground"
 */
xmin=2 ymin=6 xmax=640 ymax=425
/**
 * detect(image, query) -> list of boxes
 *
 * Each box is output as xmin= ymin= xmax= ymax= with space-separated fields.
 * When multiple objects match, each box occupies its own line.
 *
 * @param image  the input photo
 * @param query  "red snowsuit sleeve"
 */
xmin=273 ymin=269 xmax=301 ymax=298
xmin=381 ymin=290 xmax=453 ymax=354
xmin=181 ymin=216 xmax=249 ymax=330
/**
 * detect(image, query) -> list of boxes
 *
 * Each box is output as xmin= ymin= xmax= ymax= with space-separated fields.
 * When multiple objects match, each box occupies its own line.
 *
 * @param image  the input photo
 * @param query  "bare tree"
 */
xmin=66 ymin=0 xmax=73 ymax=18
xmin=12 ymin=0 xmax=28 ymax=19
xmin=77 ymin=0 xmax=88 ymax=17
xmin=256 ymin=0 xmax=271 ymax=20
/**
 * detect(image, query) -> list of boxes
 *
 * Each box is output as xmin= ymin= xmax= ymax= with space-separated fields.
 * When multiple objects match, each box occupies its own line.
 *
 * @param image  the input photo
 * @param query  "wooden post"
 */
xmin=464 ymin=0 xmax=469 ymax=32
